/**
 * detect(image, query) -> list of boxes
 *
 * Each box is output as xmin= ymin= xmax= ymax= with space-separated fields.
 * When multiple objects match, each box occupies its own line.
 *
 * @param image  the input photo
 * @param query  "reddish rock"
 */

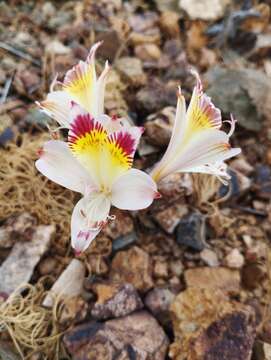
xmin=170 ymin=288 xmax=256 ymax=360
xmin=110 ymin=246 xmax=154 ymax=292
xmin=64 ymin=311 xmax=169 ymax=360
xmin=153 ymin=203 xmax=188 ymax=234
xmin=91 ymin=282 xmax=143 ymax=320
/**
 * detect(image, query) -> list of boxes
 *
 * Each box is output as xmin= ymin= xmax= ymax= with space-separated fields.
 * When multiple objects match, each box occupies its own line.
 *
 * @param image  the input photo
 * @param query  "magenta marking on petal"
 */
xmin=109 ymin=131 xmax=136 ymax=157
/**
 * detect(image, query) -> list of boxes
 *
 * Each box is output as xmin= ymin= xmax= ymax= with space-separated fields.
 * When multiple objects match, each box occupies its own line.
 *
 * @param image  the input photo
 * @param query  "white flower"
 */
xmin=36 ymin=109 xmax=158 ymax=254
xmin=36 ymin=42 xmax=110 ymax=129
xmin=151 ymin=71 xmax=241 ymax=184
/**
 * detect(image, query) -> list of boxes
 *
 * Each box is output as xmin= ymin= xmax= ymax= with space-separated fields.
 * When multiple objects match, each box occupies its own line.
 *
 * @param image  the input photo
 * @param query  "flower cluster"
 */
xmin=36 ymin=42 xmax=241 ymax=254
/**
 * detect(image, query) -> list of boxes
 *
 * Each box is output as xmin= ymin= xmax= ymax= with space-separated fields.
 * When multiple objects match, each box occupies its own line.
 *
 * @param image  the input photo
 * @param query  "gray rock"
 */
xmin=64 ymin=311 xmax=169 ymax=360
xmin=112 ymin=232 xmax=137 ymax=253
xmin=91 ymin=282 xmax=143 ymax=320
xmin=176 ymin=212 xmax=206 ymax=251
xmin=0 ymin=225 xmax=54 ymax=295
xmin=145 ymin=287 xmax=176 ymax=327
xmin=206 ymin=67 xmax=271 ymax=132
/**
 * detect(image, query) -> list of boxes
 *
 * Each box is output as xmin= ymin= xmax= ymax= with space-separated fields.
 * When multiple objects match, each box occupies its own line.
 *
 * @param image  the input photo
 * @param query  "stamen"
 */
xmin=154 ymin=191 xmax=162 ymax=199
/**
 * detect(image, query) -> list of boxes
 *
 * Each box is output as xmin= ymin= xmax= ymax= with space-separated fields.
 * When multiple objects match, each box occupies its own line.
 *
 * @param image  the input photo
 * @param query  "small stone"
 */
xmin=115 ymin=57 xmax=146 ymax=86
xmin=225 ymin=248 xmax=245 ymax=269
xmin=45 ymin=40 xmax=71 ymax=55
xmin=59 ymin=297 xmax=88 ymax=326
xmin=95 ymin=30 xmax=122 ymax=61
xmin=179 ymin=0 xmax=231 ymax=21
xmin=134 ymin=43 xmax=161 ymax=61
xmin=110 ymin=246 xmax=154 ymax=292
xmin=91 ymin=282 xmax=143 ymax=320
xmin=63 ymin=311 xmax=169 ymax=360
xmin=145 ymin=106 xmax=175 ymax=147
xmin=38 ymin=257 xmax=58 ymax=276
xmin=170 ymin=287 xmax=256 ymax=360
xmin=219 ymin=169 xmax=251 ymax=198
xmin=200 ymin=248 xmax=219 ymax=267
xmin=184 ymin=267 xmax=241 ymax=294
xmin=0 ymin=212 xmax=36 ymax=248
xmin=0 ymin=225 xmax=54 ymax=295
xmin=112 ymin=232 xmax=137 ymax=253
xmin=159 ymin=11 xmax=180 ymax=38
xmin=242 ymin=263 xmax=265 ymax=290
xmin=231 ymin=157 xmax=254 ymax=176
xmin=153 ymin=260 xmax=169 ymax=279
xmin=103 ymin=209 xmax=134 ymax=239
xmin=145 ymin=287 xmax=176 ymax=327
xmin=153 ymin=203 xmax=188 ymax=234
xmin=254 ymin=341 xmax=271 ymax=360
xmin=43 ymin=259 xmax=85 ymax=307
xmin=176 ymin=212 xmax=206 ymax=251
xmin=254 ymin=165 xmax=271 ymax=199
xmin=169 ymin=260 xmax=184 ymax=277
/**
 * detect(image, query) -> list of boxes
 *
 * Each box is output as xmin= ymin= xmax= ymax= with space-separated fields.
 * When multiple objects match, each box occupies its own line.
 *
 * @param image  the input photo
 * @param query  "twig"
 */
xmin=0 ymin=41 xmax=41 ymax=67
xmin=0 ymin=73 xmax=14 ymax=105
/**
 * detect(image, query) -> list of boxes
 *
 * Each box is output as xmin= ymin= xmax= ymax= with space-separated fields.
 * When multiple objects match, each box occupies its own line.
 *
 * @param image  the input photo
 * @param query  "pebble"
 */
xmin=170 ymin=287 xmax=256 ymax=360
xmin=63 ymin=311 xmax=169 ymax=359
xmin=134 ymin=43 xmax=161 ymax=61
xmin=176 ymin=212 xmax=206 ymax=251
xmin=200 ymin=248 xmax=220 ymax=267
xmin=153 ymin=203 xmax=188 ymax=234
xmin=179 ymin=0 xmax=231 ymax=21
xmin=115 ymin=57 xmax=146 ymax=86
xmin=225 ymin=248 xmax=245 ymax=269
xmin=110 ymin=246 xmax=154 ymax=292
xmin=43 ymin=259 xmax=85 ymax=307
xmin=112 ymin=232 xmax=137 ymax=253
xmin=184 ymin=266 xmax=241 ymax=294
xmin=145 ymin=287 xmax=177 ymax=327
xmin=0 ymin=225 xmax=55 ymax=295
xmin=91 ymin=282 xmax=143 ymax=320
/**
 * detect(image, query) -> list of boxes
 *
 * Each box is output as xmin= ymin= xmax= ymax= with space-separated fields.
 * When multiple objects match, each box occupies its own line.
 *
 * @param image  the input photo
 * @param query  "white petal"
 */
xmin=35 ymin=140 xmax=94 ymax=193
xmin=96 ymin=60 xmax=110 ymax=115
xmin=152 ymin=129 xmax=241 ymax=182
xmin=37 ymin=90 xmax=72 ymax=128
xmin=111 ymin=169 xmax=158 ymax=210
xmin=85 ymin=192 xmax=111 ymax=224
xmin=71 ymin=197 xmax=101 ymax=254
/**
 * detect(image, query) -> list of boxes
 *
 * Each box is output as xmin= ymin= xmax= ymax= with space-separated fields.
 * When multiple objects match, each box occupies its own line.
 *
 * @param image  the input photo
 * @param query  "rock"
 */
xmin=170 ymin=287 xmax=256 ymax=360
xmin=37 ymin=257 xmax=58 ymax=276
xmin=112 ymin=232 xmax=137 ymax=253
xmin=0 ymin=342 xmax=20 ymax=360
xmin=200 ymin=248 xmax=220 ymax=267
xmin=179 ymin=0 xmax=231 ymax=21
xmin=254 ymin=165 xmax=271 ymax=199
xmin=103 ymin=209 xmax=134 ymax=240
xmin=43 ymin=259 xmax=85 ymax=307
xmin=110 ymin=246 xmax=154 ymax=292
xmin=176 ymin=212 xmax=206 ymax=251
xmin=115 ymin=57 xmax=146 ymax=86
xmin=153 ymin=203 xmax=188 ymax=234
xmin=0 ymin=225 xmax=54 ymax=295
xmin=0 ymin=212 xmax=36 ymax=248
xmin=225 ymin=249 xmax=245 ymax=269
xmin=242 ymin=263 xmax=265 ymax=290
xmin=206 ymin=68 xmax=271 ymax=132
xmin=254 ymin=341 xmax=271 ymax=360
xmin=169 ymin=260 xmax=184 ymax=277
xmin=230 ymin=158 xmax=254 ymax=176
xmin=145 ymin=107 xmax=175 ymax=147
xmin=134 ymin=43 xmax=161 ymax=62
xmin=145 ymin=287 xmax=176 ymax=327
xmin=158 ymin=173 xmax=193 ymax=200
xmin=159 ymin=11 xmax=180 ymax=38
xmin=45 ymin=40 xmax=71 ymax=55
xmin=63 ymin=311 xmax=169 ymax=360
xmin=153 ymin=260 xmax=169 ymax=279
xmin=59 ymin=296 xmax=88 ymax=326
xmin=184 ymin=267 xmax=241 ymax=294
xmin=136 ymin=79 xmax=176 ymax=114
xmin=219 ymin=169 xmax=251 ymax=198
xmin=95 ymin=30 xmax=122 ymax=61
xmin=91 ymin=282 xmax=143 ymax=320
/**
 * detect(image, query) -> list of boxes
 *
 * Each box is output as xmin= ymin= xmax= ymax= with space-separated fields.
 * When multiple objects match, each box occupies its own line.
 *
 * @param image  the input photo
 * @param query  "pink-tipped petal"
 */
xmin=111 ymin=169 xmax=158 ymax=210
xmin=35 ymin=140 xmax=93 ymax=194
xmin=71 ymin=197 xmax=102 ymax=254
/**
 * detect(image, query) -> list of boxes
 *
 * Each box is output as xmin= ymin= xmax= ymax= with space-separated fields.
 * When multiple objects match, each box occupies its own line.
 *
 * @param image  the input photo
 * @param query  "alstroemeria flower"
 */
xmin=36 ymin=111 xmax=158 ymax=254
xmin=151 ymin=72 xmax=241 ymax=184
xmin=37 ymin=42 xmax=110 ymax=129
